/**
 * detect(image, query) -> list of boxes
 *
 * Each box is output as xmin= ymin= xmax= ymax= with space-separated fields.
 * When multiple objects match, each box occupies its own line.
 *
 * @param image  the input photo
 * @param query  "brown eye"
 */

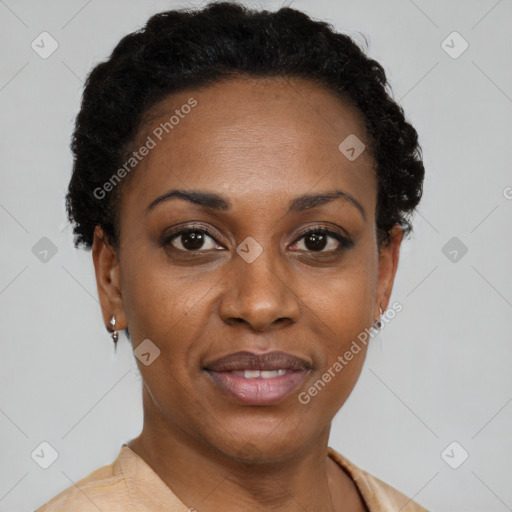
xmin=162 ymin=226 xmax=224 ymax=252
xmin=291 ymin=227 xmax=353 ymax=253
xmin=174 ymin=230 xmax=208 ymax=251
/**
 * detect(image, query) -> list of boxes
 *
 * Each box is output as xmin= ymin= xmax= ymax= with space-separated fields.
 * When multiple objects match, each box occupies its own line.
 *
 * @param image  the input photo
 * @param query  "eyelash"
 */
xmin=297 ymin=226 xmax=353 ymax=252
xmin=161 ymin=224 xmax=353 ymax=254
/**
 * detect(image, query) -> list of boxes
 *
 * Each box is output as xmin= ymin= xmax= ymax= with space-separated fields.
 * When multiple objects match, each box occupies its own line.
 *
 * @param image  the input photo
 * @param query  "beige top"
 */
xmin=35 ymin=444 xmax=428 ymax=511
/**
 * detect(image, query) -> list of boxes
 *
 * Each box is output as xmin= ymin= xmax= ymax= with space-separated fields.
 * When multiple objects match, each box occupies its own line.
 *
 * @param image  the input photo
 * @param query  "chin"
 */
xmin=206 ymin=420 xmax=315 ymax=465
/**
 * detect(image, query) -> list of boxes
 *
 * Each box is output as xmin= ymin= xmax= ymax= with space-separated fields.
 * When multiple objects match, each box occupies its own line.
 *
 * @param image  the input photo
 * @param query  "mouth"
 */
xmin=203 ymin=351 xmax=312 ymax=406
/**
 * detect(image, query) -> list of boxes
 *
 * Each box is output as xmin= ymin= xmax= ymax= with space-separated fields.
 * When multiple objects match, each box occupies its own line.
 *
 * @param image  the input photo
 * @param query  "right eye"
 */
xmin=162 ymin=225 xmax=226 ymax=253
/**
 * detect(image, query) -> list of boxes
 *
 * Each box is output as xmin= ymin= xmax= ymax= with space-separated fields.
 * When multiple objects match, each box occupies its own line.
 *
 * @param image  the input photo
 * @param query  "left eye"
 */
xmin=290 ymin=228 xmax=350 ymax=253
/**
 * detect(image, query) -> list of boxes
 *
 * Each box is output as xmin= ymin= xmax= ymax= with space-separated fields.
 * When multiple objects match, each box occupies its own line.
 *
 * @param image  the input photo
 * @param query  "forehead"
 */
xmin=122 ymin=76 xmax=376 ymax=215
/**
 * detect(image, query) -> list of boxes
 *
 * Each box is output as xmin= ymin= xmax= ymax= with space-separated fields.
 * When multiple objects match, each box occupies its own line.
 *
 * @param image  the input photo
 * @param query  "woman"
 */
xmin=36 ymin=1 xmax=426 ymax=510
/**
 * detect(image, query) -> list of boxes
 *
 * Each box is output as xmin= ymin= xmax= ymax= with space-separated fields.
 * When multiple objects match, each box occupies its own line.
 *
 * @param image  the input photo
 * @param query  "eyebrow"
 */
xmin=146 ymin=188 xmax=366 ymax=221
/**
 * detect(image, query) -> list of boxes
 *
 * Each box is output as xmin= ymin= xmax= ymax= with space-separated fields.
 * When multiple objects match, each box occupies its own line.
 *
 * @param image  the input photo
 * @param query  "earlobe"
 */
xmin=375 ymin=225 xmax=403 ymax=316
xmin=92 ymin=226 xmax=127 ymax=332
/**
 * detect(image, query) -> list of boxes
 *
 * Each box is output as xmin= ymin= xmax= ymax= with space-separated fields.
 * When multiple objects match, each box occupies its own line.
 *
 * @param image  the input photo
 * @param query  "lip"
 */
xmin=203 ymin=351 xmax=312 ymax=405
xmin=204 ymin=350 xmax=312 ymax=372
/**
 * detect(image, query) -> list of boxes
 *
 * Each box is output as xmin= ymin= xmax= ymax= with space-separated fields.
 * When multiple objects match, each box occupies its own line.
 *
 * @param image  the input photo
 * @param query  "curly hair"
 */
xmin=66 ymin=0 xmax=424 ymax=251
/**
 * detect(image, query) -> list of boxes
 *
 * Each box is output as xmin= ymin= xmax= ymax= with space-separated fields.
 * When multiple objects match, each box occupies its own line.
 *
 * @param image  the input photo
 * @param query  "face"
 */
xmin=93 ymin=76 xmax=402 ymax=462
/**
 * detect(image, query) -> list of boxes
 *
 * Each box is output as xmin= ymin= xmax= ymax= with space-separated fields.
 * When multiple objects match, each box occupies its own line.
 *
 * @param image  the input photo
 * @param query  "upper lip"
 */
xmin=204 ymin=351 xmax=312 ymax=372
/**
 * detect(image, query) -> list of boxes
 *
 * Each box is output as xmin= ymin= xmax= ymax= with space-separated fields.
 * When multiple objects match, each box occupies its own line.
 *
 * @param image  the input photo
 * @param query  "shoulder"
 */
xmin=327 ymin=446 xmax=429 ymax=512
xmin=356 ymin=470 xmax=429 ymax=512
xmin=34 ymin=455 xmax=132 ymax=512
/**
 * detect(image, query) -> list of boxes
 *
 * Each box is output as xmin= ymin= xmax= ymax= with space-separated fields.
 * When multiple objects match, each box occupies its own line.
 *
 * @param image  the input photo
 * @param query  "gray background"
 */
xmin=1 ymin=0 xmax=511 ymax=510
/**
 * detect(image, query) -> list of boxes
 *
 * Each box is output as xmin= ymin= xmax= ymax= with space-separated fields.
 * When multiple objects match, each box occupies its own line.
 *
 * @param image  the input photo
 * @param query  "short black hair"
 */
xmin=66 ymin=0 xmax=424 ymax=250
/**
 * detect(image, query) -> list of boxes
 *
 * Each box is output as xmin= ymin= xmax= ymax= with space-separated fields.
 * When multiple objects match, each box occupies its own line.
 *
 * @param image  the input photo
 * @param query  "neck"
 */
xmin=127 ymin=387 xmax=365 ymax=512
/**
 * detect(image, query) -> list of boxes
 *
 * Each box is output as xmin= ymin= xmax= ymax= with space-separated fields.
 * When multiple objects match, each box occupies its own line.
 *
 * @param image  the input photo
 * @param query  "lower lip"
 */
xmin=205 ymin=370 xmax=309 ymax=405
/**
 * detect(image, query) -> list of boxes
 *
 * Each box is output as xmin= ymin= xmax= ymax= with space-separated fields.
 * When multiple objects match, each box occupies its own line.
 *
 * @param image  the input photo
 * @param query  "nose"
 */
xmin=218 ymin=246 xmax=300 ymax=332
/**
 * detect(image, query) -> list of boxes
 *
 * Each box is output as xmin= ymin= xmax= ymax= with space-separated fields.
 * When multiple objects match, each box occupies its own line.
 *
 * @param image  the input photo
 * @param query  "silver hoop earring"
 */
xmin=108 ymin=315 xmax=119 ymax=349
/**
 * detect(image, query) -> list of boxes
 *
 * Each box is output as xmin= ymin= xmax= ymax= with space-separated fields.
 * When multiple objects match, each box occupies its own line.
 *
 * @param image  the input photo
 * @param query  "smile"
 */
xmin=203 ymin=350 xmax=312 ymax=405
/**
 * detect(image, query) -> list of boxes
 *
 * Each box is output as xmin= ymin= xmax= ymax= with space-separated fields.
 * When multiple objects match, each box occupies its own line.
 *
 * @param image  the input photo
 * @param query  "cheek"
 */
xmin=119 ymin=256 xmax=218 ymax=383
xmin=120 ymin=249 xmax=207 ymax=339
xmin=308 ymin=257 xmax=377 ymax=342
xmin=119 ymin=265 xmax=204 ymax=406
xmin=298 ymin=256 xmax=376 ymax=409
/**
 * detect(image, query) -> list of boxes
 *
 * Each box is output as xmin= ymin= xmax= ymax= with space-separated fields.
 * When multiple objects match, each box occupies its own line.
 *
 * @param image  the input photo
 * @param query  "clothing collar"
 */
xmin=113 ymin=443 xmax=394 ymax=511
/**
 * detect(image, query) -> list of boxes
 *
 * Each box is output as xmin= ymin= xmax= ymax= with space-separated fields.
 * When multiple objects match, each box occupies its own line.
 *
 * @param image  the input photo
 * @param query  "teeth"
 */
xmin=244 ymin=370 xmax=261 ymax=379
xmin=242 ymin=369 xmax=287 ymax=379
xmin=260 ymin=370 xmax=279 ymax=378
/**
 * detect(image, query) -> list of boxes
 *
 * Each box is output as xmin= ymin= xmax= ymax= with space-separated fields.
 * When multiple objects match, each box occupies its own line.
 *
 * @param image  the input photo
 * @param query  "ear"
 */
xmin=92 ymin=225 xmax=127 ymax=331
xmin=375 ymin=224 xmax=403 ymax=319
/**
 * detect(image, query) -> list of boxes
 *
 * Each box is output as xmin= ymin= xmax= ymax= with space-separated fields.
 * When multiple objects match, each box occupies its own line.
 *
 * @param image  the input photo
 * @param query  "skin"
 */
xmin=92 ymin=75 xmax=402 ymax=512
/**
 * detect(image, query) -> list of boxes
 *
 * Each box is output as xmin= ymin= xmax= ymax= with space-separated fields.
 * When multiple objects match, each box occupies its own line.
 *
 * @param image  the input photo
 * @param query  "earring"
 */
xmin=375 ymin=306 xmax=383 ymax=329
xmin=109 ymin=315 xmax=119 ymax=349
